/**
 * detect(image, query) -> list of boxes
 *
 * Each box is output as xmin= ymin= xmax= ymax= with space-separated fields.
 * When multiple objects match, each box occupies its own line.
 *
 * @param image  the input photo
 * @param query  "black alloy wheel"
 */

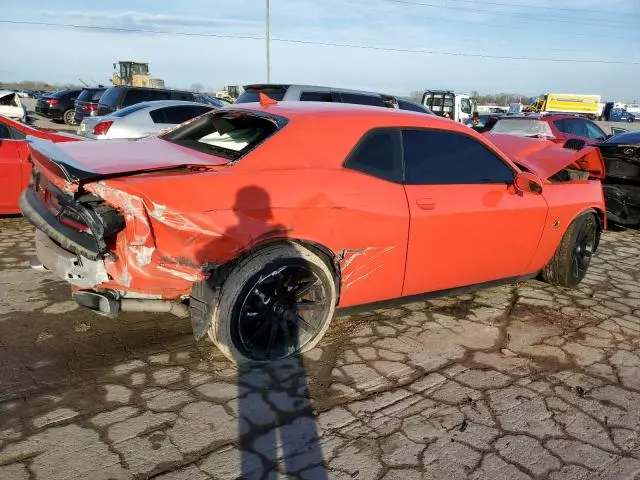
xmin=571 ymin=217 xmax=597 ymax=281
xmin=234 ymin=263 xmax=330 ymax=361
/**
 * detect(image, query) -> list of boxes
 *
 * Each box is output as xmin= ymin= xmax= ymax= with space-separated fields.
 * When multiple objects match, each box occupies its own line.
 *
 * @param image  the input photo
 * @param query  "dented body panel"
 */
xmin=21 ymin=102 xmax=606 ymax=315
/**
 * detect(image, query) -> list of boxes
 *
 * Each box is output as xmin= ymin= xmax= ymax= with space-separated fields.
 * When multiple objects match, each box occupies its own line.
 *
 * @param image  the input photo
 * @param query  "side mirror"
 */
xmin=514 ymin=172 xmax=543 ymax=195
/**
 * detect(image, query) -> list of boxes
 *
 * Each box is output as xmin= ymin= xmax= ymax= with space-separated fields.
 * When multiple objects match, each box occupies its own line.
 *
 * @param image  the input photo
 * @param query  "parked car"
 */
xmin=487 ymin=114 xmax=608 ymax=144
xmin=78 ymin=100 xmax=214 ymax=139
xmin=192 ymin=94 xmax=229 ymax=108
xmin=595 ymin=131 xmax=640 ymax=227
xmin=0 ymin=115 xmax=81 ymax=214
xmin=35 ymin=89 xmax=83 ymax=126
xmin=73 ymin=87 xmax=107 ymax=124
xmin=97 ymin=86 xmax=199 ymax=116
xmin=236 ymin=84 xmax=433 ymax=114
xmin=21 ymin=102 xmax=605 ymax=364
xmin=465 ymin=114 xmax=502 ymax=133
xmin=0 ymin=91 xmax=27 ymax=122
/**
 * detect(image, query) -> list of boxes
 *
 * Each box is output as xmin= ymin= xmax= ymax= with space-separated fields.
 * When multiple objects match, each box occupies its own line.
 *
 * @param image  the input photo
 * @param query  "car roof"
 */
xmin=121 ymin=100 xmax=211 ymax=109
xmin=109 ymin=85 xmax=191 ymax=94
xmin=243 ymin=83 xmax=394 ymax=97
xmin=229 ymin=100 xmax=454 ymax=125
xmin=500 ymin=114 xmax=592 ymax=121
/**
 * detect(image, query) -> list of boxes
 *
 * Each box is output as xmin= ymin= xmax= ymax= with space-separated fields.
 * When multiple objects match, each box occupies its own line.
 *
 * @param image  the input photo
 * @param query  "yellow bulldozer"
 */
xmin=112 ymin=61 xmax=165 ymax=88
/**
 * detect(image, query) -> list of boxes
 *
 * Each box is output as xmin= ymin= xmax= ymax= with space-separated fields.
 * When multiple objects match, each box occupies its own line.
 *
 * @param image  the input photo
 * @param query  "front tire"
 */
xmin=542 ymin=213 xmax=599 ymax=288
xmin=208 ymin=243 xmax=336 ymax=364
xmin=63 ymin=109 xmax=76 ymax=126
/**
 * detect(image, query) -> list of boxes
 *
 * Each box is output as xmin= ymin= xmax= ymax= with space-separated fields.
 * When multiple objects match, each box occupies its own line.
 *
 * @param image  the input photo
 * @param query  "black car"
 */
xmin=97 ymin=86 xmax=198 ymax=116
xmin=597 ymin=131 xmax=640 ymax=227
xmin=35 ymin=89 xmax=82 ymax=125
xmin=73 ymin=87 xmax=107 ymax=124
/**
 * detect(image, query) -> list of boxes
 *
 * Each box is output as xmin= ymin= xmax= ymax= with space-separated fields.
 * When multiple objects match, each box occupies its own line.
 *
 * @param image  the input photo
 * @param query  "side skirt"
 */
xmin=336 ymin=273 xmax=537 ymax=317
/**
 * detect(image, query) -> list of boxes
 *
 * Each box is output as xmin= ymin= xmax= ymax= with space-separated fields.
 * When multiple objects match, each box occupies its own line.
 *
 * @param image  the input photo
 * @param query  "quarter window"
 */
xmin=403 ymin=129 xmax=514 ymax=184
xmin=344 ymin=129 xmax=403 ymax=183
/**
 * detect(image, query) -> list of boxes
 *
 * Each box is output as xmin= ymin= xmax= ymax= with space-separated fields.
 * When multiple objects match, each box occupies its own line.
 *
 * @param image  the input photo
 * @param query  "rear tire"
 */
xmin=207 ymin=243 xmax=336 ymax=364
xmin=63 ymin=109 xmax=76 ymax=126
xmin=542 ymin=212 xmax=599 ymax=288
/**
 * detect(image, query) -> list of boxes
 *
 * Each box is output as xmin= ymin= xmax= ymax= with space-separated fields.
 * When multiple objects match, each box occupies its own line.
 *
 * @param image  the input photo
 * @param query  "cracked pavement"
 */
xmin=1 ymin=217 xmax=640 ymax=479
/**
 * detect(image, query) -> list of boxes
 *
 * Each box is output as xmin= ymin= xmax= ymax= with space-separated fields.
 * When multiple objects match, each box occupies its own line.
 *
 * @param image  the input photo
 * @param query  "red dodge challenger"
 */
xmin=0 ymin=115 xmax=81 ymax=214
xmin=20 ymin=101 xmax=606 ymax=363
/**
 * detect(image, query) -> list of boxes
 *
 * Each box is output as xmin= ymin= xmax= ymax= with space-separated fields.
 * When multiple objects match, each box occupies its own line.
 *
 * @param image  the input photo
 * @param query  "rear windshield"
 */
xmin=491 ymin=119 xmax=555 ymax=138
xmin=161 ymin=110 xmax=283 ymax=161
xmin=236 ymin=88 xmax=287 ymax=103
xmin=77 ymin=89 xmax=106 ymax=102
xmin=112 ymin=103 xmax=150 ymax=118
xmin=99 ymin=87 xmax=123 ymax=106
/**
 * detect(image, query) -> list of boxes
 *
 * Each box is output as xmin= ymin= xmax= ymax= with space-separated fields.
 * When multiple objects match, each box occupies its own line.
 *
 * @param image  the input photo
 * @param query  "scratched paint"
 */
xmin=339 ymin=246 xmax=396 ymax=289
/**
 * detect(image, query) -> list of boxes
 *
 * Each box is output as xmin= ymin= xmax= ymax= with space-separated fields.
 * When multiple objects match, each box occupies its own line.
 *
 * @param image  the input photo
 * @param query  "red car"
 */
xmin=488 ymin=113 xmax=609 ymax=145
xmin=0 ymin=115 xmax=81 ymax=214
xmin=21 ymin=101 xmax=606 ymax=363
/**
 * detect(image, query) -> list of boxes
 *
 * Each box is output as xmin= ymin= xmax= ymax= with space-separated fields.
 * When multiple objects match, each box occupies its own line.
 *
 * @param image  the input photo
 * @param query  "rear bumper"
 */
xmin=34 ymin=229 xmax=108 ymax=287
xmin=20 ymin=188 xmax=103 ymax=260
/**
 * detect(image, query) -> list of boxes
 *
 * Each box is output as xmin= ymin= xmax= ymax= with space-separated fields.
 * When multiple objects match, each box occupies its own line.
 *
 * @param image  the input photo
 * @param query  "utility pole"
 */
xmin=266 ymin=0 xmax=271 ymax=83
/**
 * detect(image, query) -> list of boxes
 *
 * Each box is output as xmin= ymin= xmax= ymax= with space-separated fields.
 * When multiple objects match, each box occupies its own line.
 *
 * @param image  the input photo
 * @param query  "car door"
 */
xmin=401 ymin=128 xmax=548 ymax=296
xmin=0 ymin=122 xmax=27 ymax=214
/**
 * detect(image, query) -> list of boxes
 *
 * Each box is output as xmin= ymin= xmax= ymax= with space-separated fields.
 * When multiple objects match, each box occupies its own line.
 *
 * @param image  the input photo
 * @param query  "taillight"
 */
xmin=93 ymin=121 xmax=113 ymax=136
xmin=46 ymin=98 xmax=59 ymax=106
xmin=84 ymin=104 xmax=97 ymax=112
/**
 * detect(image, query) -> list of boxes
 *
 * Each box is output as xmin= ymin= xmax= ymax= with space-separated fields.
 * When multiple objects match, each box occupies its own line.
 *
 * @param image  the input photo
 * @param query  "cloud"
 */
xmin=38 ymin=10 xmax=261 ymax=32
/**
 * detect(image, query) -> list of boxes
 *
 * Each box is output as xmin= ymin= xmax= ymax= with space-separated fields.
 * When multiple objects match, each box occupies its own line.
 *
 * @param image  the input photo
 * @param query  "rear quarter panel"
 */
xmin=102 ymin=167 xmax=410 ymax=305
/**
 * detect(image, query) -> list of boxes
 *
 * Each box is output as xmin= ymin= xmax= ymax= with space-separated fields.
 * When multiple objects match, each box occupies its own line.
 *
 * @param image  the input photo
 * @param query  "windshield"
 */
xmin=161 ymin=110 xmax=283 ymax=161
xmin=492 ymin=119 xmax=555 ymax=138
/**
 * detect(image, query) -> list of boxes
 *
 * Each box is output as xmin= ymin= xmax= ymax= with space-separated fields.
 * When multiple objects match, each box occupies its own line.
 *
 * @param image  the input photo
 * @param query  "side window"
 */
xmin=403 ymin=129 xmax=514 ymax=185
xmin=339 ymin=93 xmax=384 ymax=107
xmin=555 ymin=118 xmax=588 ymax=137
xmin=344 ymin=129 xmax=403 ymax=183
xmin=0 ymin=123 xmax=11 ymax=139
xmin=300 ymin=91 xmax=333 ymax=102
xmin=123 ymin=89 xmax=169 ymax=106
xmin=170 ymin=92 xmax=195 ymax=101
xmin=9 ymin=126 xmax=26 ymax=140
xmin=461 ymin=98 xmax=472 ymax=114
xmin=150 ymin=106 xmax=211 ymax=124
xmin=585 ymin=122 xmax=606 ymax=140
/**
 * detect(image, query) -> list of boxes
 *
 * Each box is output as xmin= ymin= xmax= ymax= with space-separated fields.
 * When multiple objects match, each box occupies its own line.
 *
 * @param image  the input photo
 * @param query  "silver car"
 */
xmin=78 ymin=100 xmax=214 ymax=139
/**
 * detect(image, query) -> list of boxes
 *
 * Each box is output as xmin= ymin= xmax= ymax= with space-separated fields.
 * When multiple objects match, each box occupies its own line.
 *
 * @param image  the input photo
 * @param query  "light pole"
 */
xmin=266 ymin=0 xmax=271 ymax=83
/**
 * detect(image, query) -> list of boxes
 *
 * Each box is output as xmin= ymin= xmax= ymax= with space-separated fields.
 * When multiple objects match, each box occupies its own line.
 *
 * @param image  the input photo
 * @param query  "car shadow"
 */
xmin=195 ymin=185 xmax=328 ymax=478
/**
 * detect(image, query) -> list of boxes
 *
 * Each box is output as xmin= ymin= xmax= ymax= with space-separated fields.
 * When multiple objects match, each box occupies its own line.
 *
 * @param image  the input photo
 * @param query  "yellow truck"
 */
xmin=529 ymin=93 xmax=601 ymax=118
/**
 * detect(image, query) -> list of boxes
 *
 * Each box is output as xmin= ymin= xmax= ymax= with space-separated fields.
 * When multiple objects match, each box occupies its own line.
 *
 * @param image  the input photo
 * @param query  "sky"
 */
xmin=1 ymin=0 xmax=639 ymax=101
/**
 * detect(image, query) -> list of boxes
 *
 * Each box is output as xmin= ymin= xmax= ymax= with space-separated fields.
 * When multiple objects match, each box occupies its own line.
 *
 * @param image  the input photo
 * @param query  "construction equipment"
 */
xmin=112 ymin=61 xmax=165 ymax=89
xmin=214 ymin=85 xmax=240 ymax=102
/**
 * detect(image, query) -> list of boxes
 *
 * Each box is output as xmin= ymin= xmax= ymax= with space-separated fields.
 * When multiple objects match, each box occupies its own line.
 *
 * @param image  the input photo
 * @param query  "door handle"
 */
xmin=416 ymin=198 xmax=436 ymax=210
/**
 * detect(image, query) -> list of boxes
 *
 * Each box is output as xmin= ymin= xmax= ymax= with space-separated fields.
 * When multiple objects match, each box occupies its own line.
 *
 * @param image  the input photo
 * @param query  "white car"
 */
xmin=0 ymin=91 xmax=27 ymax=122
xmin=78 ymin=100 xmax=215 ymax=140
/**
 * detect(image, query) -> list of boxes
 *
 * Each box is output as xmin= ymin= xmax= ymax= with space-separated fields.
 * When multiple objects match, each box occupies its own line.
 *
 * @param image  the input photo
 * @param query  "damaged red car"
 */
xmin=21 ymin=102 xmax=606 ymax=363
xmin=0 ymin=115 xmax=81 ymax=214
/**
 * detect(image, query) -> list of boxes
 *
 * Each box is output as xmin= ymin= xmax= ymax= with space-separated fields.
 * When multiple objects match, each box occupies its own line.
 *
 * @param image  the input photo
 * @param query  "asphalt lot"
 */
xmin=2 ymin=99 xmax=640 ymax=479
xmin=3 ymin=216 xmax=640 ymax=480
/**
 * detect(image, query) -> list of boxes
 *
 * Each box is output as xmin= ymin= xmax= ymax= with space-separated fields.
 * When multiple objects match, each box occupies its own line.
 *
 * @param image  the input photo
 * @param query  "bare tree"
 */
xmin=190 ymin=82 xmax=204 ymax=93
